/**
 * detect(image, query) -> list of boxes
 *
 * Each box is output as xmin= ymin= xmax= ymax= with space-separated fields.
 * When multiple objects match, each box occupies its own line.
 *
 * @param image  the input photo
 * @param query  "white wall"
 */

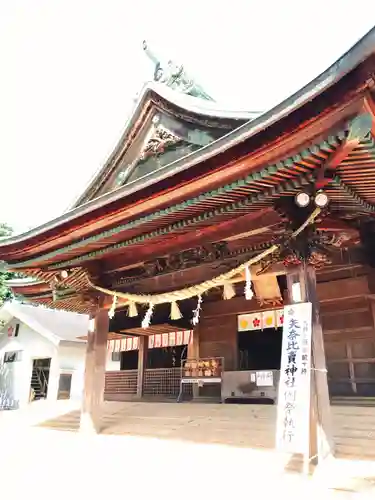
xmin=0 ymin=320 xmax=87 ymax=406
xmin=106 ymin=349 xmax=120 ymax=371
xmin=58 ymin=341 xmax=86 ymax=400
xmin=0 ymin=319 xmax=57 ymax=408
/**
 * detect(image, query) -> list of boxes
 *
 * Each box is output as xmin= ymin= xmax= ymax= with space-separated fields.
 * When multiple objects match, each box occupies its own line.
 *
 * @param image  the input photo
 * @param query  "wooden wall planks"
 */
xmin=197 ymin=275 xmax=375 ymax=397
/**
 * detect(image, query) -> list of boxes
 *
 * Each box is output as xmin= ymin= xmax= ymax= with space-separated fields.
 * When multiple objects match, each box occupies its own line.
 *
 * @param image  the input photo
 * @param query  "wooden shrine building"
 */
xmin=2 ymin=29 xmax=375 ymax=459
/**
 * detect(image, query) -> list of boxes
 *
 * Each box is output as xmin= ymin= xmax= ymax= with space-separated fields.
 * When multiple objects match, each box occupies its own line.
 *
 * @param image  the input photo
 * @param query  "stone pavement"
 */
xmin=0 ymin=401 xmax=374 ymax=499
xmin=0 ymin=425 xmax=373 ymax=500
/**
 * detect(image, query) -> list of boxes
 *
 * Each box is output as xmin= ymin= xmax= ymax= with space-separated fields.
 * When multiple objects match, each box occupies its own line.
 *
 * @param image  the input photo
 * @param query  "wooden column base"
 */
xmin=80 ymin=412 xmax=100 ymax=434
xmin=189 ymin=328 xmax=200 ymax=398
xmin=287 ymin=264 xmax=334 ymax=464
xmin=80 ymin=306 xmax=109 ymax=434
xmin=136 ymin=336 xmax=148 ymax=398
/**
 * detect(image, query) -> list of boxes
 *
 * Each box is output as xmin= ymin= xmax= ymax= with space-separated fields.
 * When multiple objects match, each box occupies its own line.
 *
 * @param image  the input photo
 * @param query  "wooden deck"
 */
xmin=36 ymin=402 xmax=375 ymax=461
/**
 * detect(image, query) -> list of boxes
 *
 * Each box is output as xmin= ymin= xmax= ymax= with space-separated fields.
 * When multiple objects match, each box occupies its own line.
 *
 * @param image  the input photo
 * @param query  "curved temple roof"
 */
xmin=0 ymin=27 xmax=374 ymax=251
xmin=1 ymin=27 xmax=375 ymax=314
xmin=71 ymin=81 xmax=262 ymax=208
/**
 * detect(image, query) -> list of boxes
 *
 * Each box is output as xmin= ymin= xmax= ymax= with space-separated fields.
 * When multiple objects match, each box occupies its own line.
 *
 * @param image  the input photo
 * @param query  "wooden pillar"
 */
xmin=188 ymin=327 xmax=199 ymax=360
xmin=287 ymin=264 xmax=334 ymax=463
xmin=136 ymin=336 xmax=148 ymax=398
xmin=188 ymin=328 xmax=200 ymax=398
xmin=80 ymin=305 xmax=109 ymax=434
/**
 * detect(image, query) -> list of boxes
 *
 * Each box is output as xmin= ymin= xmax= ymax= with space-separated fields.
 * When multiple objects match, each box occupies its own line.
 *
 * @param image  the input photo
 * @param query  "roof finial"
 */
xmin=142 ymin=40 xmax=159 ymax=67
xmin=142 ymin=40 xmax=214 ymax=101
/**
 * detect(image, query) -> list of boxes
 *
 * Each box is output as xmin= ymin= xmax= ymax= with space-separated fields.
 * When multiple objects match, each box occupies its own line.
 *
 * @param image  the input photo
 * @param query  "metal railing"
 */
xmin=143 ymin=367 xmax=192 ymax=397
xmin=104 ymin=368 xmax=192 ymax=398
xmin=0 ymin=395 xmax=19 ymax=410
xmin=33 ymin=367 xmax=49 ymax=398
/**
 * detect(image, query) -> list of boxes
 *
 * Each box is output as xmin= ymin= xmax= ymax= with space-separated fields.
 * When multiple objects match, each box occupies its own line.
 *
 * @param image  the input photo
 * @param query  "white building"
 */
xmin=0 ymin=302 xmax=89 ymax=409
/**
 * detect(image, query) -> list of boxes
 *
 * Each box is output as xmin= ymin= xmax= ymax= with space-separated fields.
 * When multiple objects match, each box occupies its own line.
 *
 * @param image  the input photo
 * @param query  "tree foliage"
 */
xmin=0 ymin=223 xmax=15 ymax=305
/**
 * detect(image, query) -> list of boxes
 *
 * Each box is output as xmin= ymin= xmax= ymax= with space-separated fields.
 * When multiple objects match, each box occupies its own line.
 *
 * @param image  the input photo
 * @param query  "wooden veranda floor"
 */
xmin=36 ymin=402 xmax=375 ymax=461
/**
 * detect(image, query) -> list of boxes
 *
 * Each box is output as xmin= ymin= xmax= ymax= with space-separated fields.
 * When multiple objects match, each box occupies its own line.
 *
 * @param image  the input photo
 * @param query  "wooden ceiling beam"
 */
xmin=104 ymin=245 xmax=365 ymax=297
xmin=101 ymin=208 xmax=281 ymax=274
xmin=317 ymin=112 xmax=373 ymax=189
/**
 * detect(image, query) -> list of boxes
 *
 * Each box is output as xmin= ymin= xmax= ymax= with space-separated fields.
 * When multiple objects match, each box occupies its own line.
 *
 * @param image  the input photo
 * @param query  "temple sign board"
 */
xmin=276 ymin=302 xmax=312 ymax=454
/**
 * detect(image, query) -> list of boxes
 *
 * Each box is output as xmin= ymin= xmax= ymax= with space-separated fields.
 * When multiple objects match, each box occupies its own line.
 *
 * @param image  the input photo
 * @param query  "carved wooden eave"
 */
xmin=1 ymin=28 xmax=375 ymax=313
xmin=0 ymin=29 xmax=373 ymax=256
xmin=4 ymin=107 xmax=373 ymax=274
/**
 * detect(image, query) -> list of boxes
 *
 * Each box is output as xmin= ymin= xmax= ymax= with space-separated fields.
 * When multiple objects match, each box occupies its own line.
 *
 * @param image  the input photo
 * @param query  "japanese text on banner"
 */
xmin=276 ymin=302 xmax=312 ymax=453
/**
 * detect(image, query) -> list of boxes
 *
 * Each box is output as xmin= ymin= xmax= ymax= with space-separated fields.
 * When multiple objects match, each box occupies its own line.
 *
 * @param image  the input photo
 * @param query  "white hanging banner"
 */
xmin=169 ymin=331 xmax=176 ymax=346
xmin=183 ymin=330 xmax=191 ymax=345
xmin=161 ymin=333 xmax=169 ymax=347
xmin=126 ymin=337 xmax=133 ymax=351
xmin=275 ymin=309 xmax=284 ymax=328
xmin=238 ymin=309 xmax=284 ymax=331
xmin=262 ymin=310 xmax=276 ymax=329
xmin=108 ymin=330 xmax=193 ymax=351
xmin=238 ymin=312 xmax=262 ymax=331
xmin=176 ymin=331 xmax=184 ymax=345
xmin=276 ymin=302 xmax=312 ymax=454
xmin=132 ymin=337 xmax=139 ymax=350
xmin=148 ymin=335 xmax=155 ymax=349
xmin=120 ymin=338 xmax=127 ymax=351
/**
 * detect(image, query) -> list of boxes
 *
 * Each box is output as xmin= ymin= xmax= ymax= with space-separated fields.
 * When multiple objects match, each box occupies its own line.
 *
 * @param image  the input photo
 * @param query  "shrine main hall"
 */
xmin=2 ymin=29 xmax=375 ymax=465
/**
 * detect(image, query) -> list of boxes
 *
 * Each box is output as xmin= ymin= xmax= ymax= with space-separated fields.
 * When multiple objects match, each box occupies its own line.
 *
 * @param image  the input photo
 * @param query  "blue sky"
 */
xmin=0 ymin=1 xmax=374 ymax=233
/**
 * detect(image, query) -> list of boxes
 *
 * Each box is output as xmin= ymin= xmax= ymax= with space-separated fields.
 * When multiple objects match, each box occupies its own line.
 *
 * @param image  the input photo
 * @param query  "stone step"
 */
xmin=331 ymin=397 xmax=375 ymax=407
xmin=34 ymin=402 xmax=375 ymax=463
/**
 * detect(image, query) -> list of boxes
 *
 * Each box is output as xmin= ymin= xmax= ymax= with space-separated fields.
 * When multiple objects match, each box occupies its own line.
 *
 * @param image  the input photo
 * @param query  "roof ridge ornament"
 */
xmin=142 ymin=40 xmax=215 ymax=102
